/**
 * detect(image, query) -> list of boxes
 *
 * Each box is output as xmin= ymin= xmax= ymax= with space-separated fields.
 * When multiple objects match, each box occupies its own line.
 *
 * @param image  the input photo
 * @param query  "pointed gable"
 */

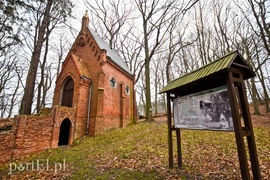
xmin=160 ymin=50 xmax=255 ymax=94
xmin=80 ymin=11 xmax=132 ymax=76
xmin=57 ymin=53 xmax=90 ymax=81
xmin=71 ymin=54 xmax=90 ymax=79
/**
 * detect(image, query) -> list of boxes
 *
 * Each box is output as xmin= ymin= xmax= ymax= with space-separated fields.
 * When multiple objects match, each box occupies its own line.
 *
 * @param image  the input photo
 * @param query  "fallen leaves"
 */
xmin=0 ymin=106 xmax=270 ymax=179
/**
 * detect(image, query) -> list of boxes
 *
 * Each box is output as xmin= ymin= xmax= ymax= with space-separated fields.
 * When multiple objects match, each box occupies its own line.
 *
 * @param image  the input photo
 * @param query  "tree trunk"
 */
xmin=154 ymin=71 xmax=158 ymax=116
xmin=37 ymin=26 xmax=50 ymax=113
xmin=19 ymin=0 xmax=53 ymax=115
xmin=251 ymin=78 xmax=260 ymax=115
xmin=257 ymin=65 xmax=270 ymax=113
xmin=145 ymin=59 xmax=153 ymax=121
xmin=261 ymin=80 xmax=270 ymax=113
xmin=143 ymin=17 xmax=153 ymax=121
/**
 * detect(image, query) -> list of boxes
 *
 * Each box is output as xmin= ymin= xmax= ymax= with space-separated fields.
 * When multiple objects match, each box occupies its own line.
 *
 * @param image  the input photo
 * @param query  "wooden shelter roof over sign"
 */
xmin=160 ymin=50 xmax=255 ymax=95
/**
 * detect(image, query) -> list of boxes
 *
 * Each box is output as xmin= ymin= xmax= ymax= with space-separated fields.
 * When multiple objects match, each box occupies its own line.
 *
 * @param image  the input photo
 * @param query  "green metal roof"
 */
xmin=160 ymin=51 xmax=255 ymax=94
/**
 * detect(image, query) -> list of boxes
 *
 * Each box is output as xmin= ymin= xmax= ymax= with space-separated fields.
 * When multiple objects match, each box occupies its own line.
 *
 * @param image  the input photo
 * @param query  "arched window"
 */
xmin=61 ymin=78 xmax=74 ymax=107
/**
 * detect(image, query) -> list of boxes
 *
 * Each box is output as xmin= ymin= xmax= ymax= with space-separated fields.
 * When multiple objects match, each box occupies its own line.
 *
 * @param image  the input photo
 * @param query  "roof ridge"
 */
xmin=167 ymin=50 xmax=238 ymax=84
xmin=88 ymin=28 xmax=132 ymax=76
xmin=160 ymin=50 xmax=255 ymax=93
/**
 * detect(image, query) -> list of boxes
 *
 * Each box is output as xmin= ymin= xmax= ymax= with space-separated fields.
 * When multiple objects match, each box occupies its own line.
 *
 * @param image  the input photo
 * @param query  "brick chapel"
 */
xmin=53 ymin=11 xmax=136 ymax=139
xmin=0 ymin=12 xmax=136 ymax=163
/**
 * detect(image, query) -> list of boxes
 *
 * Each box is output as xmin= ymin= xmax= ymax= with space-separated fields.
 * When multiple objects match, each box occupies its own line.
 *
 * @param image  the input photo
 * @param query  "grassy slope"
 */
xmin=0 ymin=115 xmax=270 ymax=179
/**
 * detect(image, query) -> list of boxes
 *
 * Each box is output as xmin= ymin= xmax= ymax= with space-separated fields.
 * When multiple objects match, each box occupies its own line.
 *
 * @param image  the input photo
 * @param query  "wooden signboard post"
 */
xmin=160 ymin=51 xmax=261 ymax=179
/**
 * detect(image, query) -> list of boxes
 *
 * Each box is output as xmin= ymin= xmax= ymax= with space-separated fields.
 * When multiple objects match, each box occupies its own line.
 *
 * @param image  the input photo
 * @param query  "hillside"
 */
xmin=0 ymin=105 xmax=270 ymax=179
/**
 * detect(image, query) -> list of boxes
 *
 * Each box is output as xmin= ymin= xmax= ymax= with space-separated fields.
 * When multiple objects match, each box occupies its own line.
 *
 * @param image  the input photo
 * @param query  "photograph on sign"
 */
xmin=173 ymin=86 xmax=234 ymax=131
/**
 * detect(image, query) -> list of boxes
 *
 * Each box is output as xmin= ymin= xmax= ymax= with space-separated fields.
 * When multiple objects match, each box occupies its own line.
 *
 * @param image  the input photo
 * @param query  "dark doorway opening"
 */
xmin=61 ymin=78 xmax=74 ymax=107
xmin=58 ymin=118 xmax=71 ymax=146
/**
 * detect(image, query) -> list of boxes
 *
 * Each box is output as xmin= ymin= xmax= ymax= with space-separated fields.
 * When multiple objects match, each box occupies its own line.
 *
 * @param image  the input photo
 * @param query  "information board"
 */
xmin=173 ymin=86 xmax=234 ymax=131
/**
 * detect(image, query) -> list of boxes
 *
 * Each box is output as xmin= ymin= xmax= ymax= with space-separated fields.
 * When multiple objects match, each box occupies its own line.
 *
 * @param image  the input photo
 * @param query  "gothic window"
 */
xmin=61 ymin=78 xmax=74 ymax=107
xmin=110 ymin=77 xmax=116 ymax=88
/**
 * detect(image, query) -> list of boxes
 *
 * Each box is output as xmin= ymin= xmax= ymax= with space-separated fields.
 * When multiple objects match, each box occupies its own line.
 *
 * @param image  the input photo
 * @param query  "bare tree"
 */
xmin=151 ymin=56 xmax=162 ymax=115
xmin=19 ymin=0 xmax=54 ymax=115
xmin=84 ymin=0 xmax=133 ymax=49
xmin=212 ymin=1 xmax=234 ymax=55
xmin=230 ymin=2 xmax=270 ymax=114
xmin=118 ymin=27 xmax=144 ymax=83
xmin=51 ymin=34 xmax=71 ymax=78
xmin=164 ymin=14 xmax=183 ymax=83
xmin=135 ymin=0 xmax=176 ymax=121
xmin=246 ymin=0 xmax=270 ymax=56
xmin=242 ymin=37 xmax=261 ymax=115
xmin=136 ymin=72 xmax=146 ymax=117
xmin=84 ymin=0 xmax=144 ymax=81
xmin=0 ymin=0 xmax=23 ymax=57
xmin=6 ymin=65 xmax=23 ymax=117
xmin=193 ymin=1 xmax=212 ymax=65
xmin=19 ymin=0 xmax=73 ymax=115
xmin=0 ymin=49 xmax=23 ymax=117
xmin=249 ymin=35 xmax=270 ymax=113
xmin=135 ymin=0 xmax=199 ymax=121
xmin=245 ymin=0 xmax=270 ymax=112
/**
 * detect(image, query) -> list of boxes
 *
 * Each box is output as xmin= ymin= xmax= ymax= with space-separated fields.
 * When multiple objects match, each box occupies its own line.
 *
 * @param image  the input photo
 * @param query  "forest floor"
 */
xmin=0 ymin=105 xmax=270 ymax=179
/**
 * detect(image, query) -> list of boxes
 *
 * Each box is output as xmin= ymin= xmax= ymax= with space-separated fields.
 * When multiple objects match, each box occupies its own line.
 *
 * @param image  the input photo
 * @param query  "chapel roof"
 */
xmin=89 ymin=29 xmax=132 ymax=75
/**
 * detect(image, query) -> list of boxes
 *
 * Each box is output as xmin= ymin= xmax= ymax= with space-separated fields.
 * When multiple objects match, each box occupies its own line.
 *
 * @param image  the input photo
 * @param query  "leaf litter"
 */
xmin=0 ymin=105 xmax=270 ymax=179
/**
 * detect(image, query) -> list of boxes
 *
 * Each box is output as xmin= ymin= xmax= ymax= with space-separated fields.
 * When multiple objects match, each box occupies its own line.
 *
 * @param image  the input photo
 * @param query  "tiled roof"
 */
xmin=89 ymin=29 xmax=132 ymax=75
xmin=160 ymin=51 xmax=255 ymax=93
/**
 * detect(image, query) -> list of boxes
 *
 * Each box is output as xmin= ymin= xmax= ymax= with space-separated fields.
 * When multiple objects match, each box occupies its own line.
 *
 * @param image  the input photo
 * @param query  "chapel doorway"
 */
xmin=58 ymin=118 xmax=71 ymax=146
xmin=61 ymin=78 xmax=74 ymax=107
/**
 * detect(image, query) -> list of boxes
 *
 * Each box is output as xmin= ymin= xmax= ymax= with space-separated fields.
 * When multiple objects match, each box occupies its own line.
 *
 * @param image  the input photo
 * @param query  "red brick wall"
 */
xmin=0 ymin=115 xmax=53 ymax=164
xmin=73 ymin=80 xmax=91 ymax=138
xmin=12 ymin=115 xmax=54 ymax=160
xmin=50 ymin=106 xmax=76 ymax=147
xmin=0 ymin=106 xmax=76 ymax=164
xmin=0 ymin=118 xmax=16 ymax=163
xmin=101 ymin=61 xmax=134 ymax=124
